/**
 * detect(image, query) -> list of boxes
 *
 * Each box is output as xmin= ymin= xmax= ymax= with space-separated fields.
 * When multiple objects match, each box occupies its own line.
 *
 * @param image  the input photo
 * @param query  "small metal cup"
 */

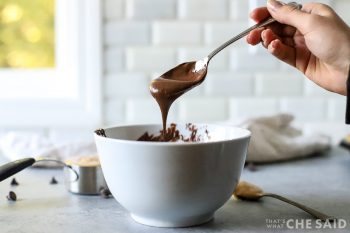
xmin=64 ymin=163 xmax=108 ymax=195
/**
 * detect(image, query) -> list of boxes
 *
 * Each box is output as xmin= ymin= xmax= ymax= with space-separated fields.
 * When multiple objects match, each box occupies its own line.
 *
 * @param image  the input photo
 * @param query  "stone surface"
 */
xmin=0 ymin=147 xmax=349 ymax=233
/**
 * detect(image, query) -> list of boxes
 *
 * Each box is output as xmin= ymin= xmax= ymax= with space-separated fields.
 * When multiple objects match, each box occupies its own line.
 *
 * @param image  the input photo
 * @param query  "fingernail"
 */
xmin=247 ymin=33 xmax=251 ymax=41
xmin=271 ymin=40 xmax=278 ymax=49
xmin=267 ymin=0 xmax=283 ymax=10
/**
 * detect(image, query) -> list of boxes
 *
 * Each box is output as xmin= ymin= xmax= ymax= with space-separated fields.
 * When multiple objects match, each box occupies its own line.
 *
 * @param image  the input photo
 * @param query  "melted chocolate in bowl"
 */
xmin=137 ymin=123 xmax=207 ymax=142
xmin=150 ymin=61 xmax=207 ymax=138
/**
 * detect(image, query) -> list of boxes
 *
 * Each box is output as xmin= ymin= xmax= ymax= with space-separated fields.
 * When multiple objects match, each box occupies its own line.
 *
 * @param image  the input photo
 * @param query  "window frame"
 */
xmin=0 ymin=0 xmax=102 ymax=128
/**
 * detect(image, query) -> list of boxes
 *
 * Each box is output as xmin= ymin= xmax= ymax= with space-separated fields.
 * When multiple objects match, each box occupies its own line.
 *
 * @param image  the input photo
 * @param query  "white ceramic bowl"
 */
xmin=94 ymin=124 xmax=250 ymax=227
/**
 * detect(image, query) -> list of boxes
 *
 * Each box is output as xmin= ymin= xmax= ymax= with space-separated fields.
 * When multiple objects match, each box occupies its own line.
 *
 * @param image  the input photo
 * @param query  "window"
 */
xmin=0 ymin=0 xmax=55 ymax=68
xmin=0 ymin=0 xmax=102 ymax=127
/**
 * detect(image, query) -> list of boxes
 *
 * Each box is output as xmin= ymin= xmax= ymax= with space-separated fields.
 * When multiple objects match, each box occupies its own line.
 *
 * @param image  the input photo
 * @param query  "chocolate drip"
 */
xmin=150 ymin=61 xmax=207 ymax=140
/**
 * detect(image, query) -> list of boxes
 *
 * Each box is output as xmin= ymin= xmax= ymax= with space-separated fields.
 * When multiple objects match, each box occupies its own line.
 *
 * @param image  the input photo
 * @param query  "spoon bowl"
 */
xmin=234 ymin=181 xmax=335 ymax=221
xmin=234 ymin=181 xmax=264 ymax=200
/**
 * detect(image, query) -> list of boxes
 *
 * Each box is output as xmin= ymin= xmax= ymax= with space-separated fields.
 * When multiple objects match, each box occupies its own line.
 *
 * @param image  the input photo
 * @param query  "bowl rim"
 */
xmin=94 ymin=123 xmax=251 ymax=146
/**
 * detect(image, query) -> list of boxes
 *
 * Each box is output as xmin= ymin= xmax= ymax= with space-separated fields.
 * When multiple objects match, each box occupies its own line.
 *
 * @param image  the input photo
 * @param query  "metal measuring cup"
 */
xmin=0 ymin=156 xmax=108 ymax=195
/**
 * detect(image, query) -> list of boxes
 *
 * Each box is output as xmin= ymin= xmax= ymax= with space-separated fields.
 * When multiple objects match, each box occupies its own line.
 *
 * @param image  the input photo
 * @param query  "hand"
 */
xmin=247 ymin=0 xmax=350 ymax=95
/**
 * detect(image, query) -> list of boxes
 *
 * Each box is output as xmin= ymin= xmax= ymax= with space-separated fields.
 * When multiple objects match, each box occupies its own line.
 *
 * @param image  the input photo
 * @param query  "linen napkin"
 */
xmin=0 ymin=131 xmax=96 ymax=166
xmin=0 ymin=114 xmax=331 ymax=165
xmin=239 ymin=114 xmax=331 ymax=163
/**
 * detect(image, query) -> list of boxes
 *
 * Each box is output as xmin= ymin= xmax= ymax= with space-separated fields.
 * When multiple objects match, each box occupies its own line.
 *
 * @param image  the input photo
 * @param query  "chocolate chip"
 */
xmin=95 ymin=128 xmax=107 ymax=137
xmin=7 ymin=191 xmax=17 ymax=201
xmin=10 ymin=178 xmax=19 ymax=186
xmin=100 ymin=188 xmax=111 ymax=198
xmin=50 ymin=176 xmax=58 ymax=185
xmin=246 ymin=162 xmax=258 ymax=172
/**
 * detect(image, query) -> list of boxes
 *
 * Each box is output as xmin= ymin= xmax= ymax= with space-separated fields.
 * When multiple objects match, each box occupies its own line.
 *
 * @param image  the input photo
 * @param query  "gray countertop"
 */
xmin=0 ymin=147 xmax=349 ymax=233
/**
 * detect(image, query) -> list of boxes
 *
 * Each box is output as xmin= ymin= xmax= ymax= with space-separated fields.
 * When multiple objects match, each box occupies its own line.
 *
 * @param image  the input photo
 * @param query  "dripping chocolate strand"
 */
xmin=150 ymin=61 xmax=207 ymax=140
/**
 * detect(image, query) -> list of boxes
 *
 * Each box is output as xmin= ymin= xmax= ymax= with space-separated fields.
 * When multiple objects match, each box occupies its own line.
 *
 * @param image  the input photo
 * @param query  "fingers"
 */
xmin=246 ymin=28 xmax=264 ymax=45
xmin=247 ymin=27 xmax=296 ymax=47
xmin=261 ymin=29 xmax=295 ymax=48
xmin=256 ymin=28 xmax=297 ymax=67
xmin=248 ymin=6 xmax=297 ymax=45
xmin=281 ymin=26 xmax=296 ymax=37
xmin=250 ymin=7 xmax=270 ymax=22
xmin=267 ymin=39 xmax=296 ymax=67
xmin=261 ymin=29 xmax=280 ymax=48
xmin=265 ymin=23 xmax=296 ymax=37
xmin=266 ymin=0 xmax=312 ymax=34
xmin=247 ymin=7 xmax=273 ymax=45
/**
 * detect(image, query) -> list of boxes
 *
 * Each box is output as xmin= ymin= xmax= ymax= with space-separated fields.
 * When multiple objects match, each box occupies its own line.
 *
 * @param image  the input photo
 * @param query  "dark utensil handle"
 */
xmin=0 ymin=158 xmax=36 ymax=182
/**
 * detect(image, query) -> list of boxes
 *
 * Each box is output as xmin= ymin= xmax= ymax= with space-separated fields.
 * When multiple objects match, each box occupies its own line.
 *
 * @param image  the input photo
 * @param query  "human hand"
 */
xmin=247 ymin=0 xmax=350 ymax=95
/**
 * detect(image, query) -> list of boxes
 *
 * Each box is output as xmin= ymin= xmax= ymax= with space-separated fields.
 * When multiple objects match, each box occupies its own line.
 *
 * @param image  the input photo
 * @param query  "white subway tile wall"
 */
xmin=126 ymin=0 xmax=177 ymax=20
xmin=153 ymin=21 xmax=202 ymax=46
xmin=104 ymin=48 xmax=124 ymax=73
xmin=105 ymin=21 xmax=150 ymax=46
xmin=280 ymin=98 xmax=327 ymax=121
xmin=204 ymin=22 xmax=248 ymax=47
xmin=179 ymin=97 xmax=228 ymax=122
xmin=104 ymin=0 xmax=124 ymax=20
xmin=102 ymin=0 xmax=350 ymax=140
xmin=178 ymin=0 xmax=229 ymax=20
xmin=255 ymin=72 xmax=303 ymax=96
xmin=229 ymin=97 xmax=279 ymax=119
xmin=335 ymin=1 xmax=350 ymax=22
xmin=230 ymin=0 xmax=250 ymax=20
xmin=105 ymin=73 xmax=149 ymax=98
xmin=126 ymin=47 xmax=177 ymax=72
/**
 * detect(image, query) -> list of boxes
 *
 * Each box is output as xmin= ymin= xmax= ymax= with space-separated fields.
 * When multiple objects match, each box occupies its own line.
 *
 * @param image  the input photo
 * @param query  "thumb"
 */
xmin=267 ymin=0 xmax=310 ymax=34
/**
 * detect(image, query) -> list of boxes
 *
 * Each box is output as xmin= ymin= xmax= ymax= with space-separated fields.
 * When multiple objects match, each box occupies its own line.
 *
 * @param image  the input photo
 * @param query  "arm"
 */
xmin=347 ymin=66 xmax=350 ymax=124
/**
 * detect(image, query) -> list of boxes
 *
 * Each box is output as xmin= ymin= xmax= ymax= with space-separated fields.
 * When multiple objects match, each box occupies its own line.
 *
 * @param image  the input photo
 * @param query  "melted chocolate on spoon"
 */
xmin=150 ymin=60 xmax=208 ymax=139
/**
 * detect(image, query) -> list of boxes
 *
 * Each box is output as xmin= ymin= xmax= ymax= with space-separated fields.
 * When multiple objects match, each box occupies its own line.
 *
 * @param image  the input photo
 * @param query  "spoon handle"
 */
xmin=263 ymin=193 xmax=335 ymax=221
xmin=206 ymin=2 xmax=302 ymax=62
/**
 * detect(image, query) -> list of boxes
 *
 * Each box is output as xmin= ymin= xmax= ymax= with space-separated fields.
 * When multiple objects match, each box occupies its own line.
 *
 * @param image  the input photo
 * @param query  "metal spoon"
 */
xmin=234 ymin=181 xmax=335 ymax=222
xmin=194 ymin=1 xmax=302 ymax=71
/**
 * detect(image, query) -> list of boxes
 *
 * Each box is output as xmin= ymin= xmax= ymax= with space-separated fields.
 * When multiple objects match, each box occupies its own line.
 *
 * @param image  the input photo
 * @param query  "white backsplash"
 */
xmin=101 ymin=0 xmax=350 ymax=144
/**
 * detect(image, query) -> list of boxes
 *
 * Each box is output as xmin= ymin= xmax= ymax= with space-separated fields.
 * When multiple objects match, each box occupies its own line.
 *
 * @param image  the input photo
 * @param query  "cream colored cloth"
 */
xmin=0 ymin=132 xmax=96 ymax=166
xmin=0 ymin=114 xmax=331 ymax=165
xmin=239 ymin=114 xmax=331 ymax=163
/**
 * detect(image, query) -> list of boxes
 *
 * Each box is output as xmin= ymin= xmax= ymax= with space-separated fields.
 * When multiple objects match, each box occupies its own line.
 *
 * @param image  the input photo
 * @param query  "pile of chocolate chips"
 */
xmin=137 ymin=123 xmax=202 ymax=142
